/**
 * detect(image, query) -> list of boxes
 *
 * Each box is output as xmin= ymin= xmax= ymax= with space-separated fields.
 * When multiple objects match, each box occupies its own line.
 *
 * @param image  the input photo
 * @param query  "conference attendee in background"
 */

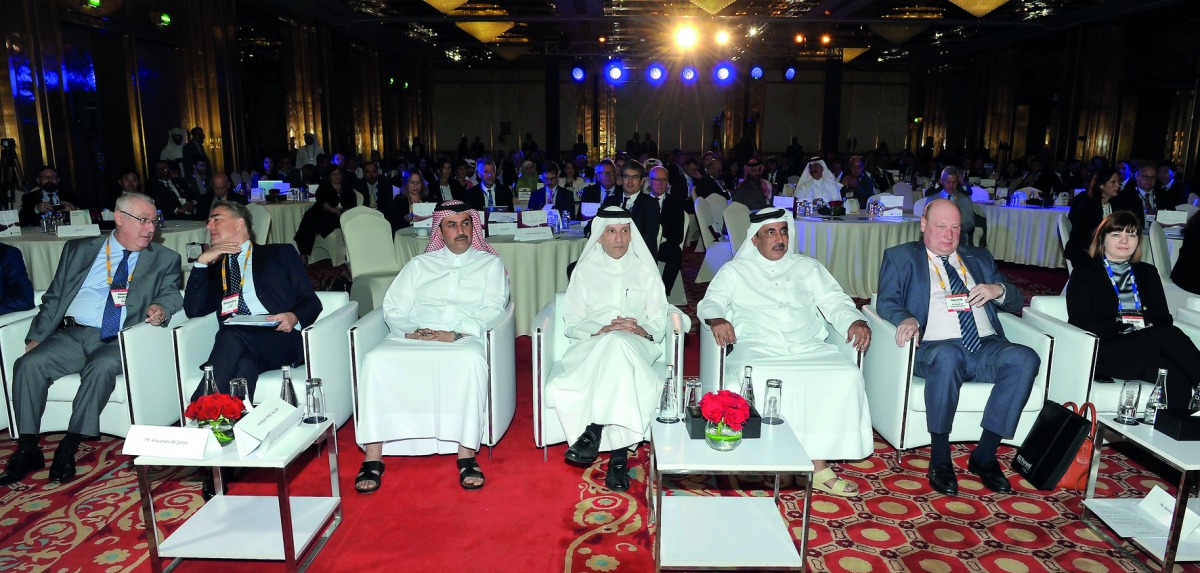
xmin=579 ymin=159 xmax=621 ymax=204
xmin=876 ymin=199 xmax=1037 ymax=496
xmin=647 ymin=165 xmax=686 ymax=298
xmin=1064 ymin=167 xmax=1121 ymax=270
xmin=353 ymin=161 xmax=383 ymax=209
xmin=546 ymin=207 xmax=668 ymax=492
xmin=1066 ymin=210 xmax=1200 ymax=410
xmin=697 ymin=208 xmax=873 ymax=497
xmin=1111 ymin=163 xmax=1148 ymax=226
xmin=846 ymin=155 xmax=877 ymax=202
xmin=464 ymin=158 xmax=514 ymax=211
xmin=185 ymin=201 xmax=321 ymax=400
xmin=181 ymin=127 xmax=208 ymax=179
xmin=295 ymin=133 xmax=324 ymax=168
xmin=160 ymin=127 xmax=186 ymax=171
xmin=1157 ymin=161 xmax=1191 ymax=208
xmin=184 ymin=158 xmax=212 ymax=200
xmin=730 ymin=158 xmax=771 ymax=211
xmin=0 ymin=193 xmax=181 ymax=486
xmin=694 ymin=159 xmax=729 ymax=200
xmin=355 ymin=201 xmax=509 ymax=493
xmin=148 ymin=160 xmax=199 ymax=220
xmin=925 ymin=167 xmax=977 ymax=246
xmin=0 ymin=243 xmax=35 ymax=316
xmin=1172 ymin=211 xmax=1200 ymax=294
xmin=196 ymin=173 xmax=249 ymax=220
xmin=19 ymin=166 xmax=80 ymax=227
xmin=384 ymin=170 xmax=433 ymax=233
xmin=294 ymin=167 xmax=351 ymax=263
xmin=256 ymin=155 xmax=284 ymax=186
xmin=103 ymin=168 xmax=143 ymax=211
xmin=514 ymin=160 xmax=540 ymax=201
xmin=526 ymin=161 xmax=575 ymax=213
xmin=430 ymin=159 xmax=465 ymax=204
xmin=561 ymin=161 xmax=586 ymax=195
xmin=599 ymin=161 xmax=659 ymax=259
xmin=795 ymin=158 xmax=841 ymax=203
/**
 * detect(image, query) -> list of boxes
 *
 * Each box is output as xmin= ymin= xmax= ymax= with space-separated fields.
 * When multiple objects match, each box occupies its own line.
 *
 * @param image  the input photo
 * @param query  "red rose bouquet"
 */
xmin=185 ymin=393 xmax=244 ymax=444
xmin=699 ymin=390 xmax=751 ymax=431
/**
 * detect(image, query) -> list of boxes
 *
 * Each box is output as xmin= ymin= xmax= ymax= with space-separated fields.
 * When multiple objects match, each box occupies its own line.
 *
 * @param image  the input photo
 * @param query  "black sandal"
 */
xmin=355 ymin=461 xmax=385 ymax=494
xmin=457 ymin=457 xmax=485 ymax=490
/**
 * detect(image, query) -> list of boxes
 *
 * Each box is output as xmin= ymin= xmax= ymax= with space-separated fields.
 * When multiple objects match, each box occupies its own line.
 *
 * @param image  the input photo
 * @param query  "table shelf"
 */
xmin=659 ymin=496 xmax=803 ymax=570
xmin=1083 ymin=498 xmax=1200 ymax=563
xmin=158 ymin=496 xmax=340 ymax=561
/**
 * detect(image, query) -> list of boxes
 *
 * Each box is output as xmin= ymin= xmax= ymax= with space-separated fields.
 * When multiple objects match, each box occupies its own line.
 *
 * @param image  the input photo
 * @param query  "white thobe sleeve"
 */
xmin=381 ymin=264 xmax=420 ymax=335
xmin=809 ymin=263 xmax=865 ymax=337
xmin=640 ymin=271 xmax=670 ymax=340
xmin=563 ymin=277 xmax=606 ymax=340
xmin=453 ymin=257 xmax=509 ymax=338
xmin=695 ymin=265 xmax=736 ymax=322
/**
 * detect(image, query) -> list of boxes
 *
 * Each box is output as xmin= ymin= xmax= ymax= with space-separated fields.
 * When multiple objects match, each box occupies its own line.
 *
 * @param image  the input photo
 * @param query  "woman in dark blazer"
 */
xmin=1171 ymin=211 xmax=1200 ymax=294
xmin=384 ymin=170 xmax=432 ymax=232
xmin=1066 ymin=210 xmax=1200 ymax=411
xmin=294 ymin=167 xmax=352 ymax=260
xmin=430 ymin=159 xmax=465 ymax=204
xmin=1064 ymin=167 xmax=1121 ymax=270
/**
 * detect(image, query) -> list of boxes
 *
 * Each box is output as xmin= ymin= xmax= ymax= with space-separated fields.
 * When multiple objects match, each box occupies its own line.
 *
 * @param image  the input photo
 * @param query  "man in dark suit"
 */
xmin=463 ymin=158 xmax=514 ymax=211
xmin=146 ymin=160 xmax=199 ymax=220
xmin=694 ymin=160 xmax=730 ymax=200
xmin=647 ymin=166 xmax=686 ymax=296
xmin=731 ymin=158 xmax=772 ymax=211
xmin=184 ymin=201 xmax=321 ymax=400
xmin=181 ymin=126 xmax=208 ymax=179
xmin=876 ymin=199 xmax=1038 ymax=497
xmin=526 ymin=162 xmax=576 ymax=213
xmin=353 ymin=161 xmax=384 ymax=209
xmin=195 ymin=173 xmax=249 ymax=220
xmin=599 ymin=160 xmax=659 ymax=259
xmin=0 ymin=244 xmax=35 ymax=316
xmin=666 ymin=153 xmax=694 ymax=214
xmin=18 ymin=166 xmax=82 ymax=227
xmin=184 ymin=158 xmax=212 ymax=200
xmin=1158 ymin=161 xmax=1192 ymax=208
xmin=1 ymin=193 xmax=182 ymax=485
xmin=579 ymin=159 xmax=621 ymax=205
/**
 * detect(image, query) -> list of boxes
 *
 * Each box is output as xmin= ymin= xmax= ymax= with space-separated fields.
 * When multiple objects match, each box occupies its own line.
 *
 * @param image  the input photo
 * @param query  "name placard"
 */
xmin=56 ymin=224 xmax=101 ymax=238
xmin=772 ymin=196 xmax=796 ymax=210
xmin=580 ymin=202 xmax=601 ymax=218
xmin=1138 ymin=485 xmax=1200 ymax=539
xmin=413 ymin=202 xmax=437 ymax=228
xmin=0 ymin=210 xmax=18 ymax=237
xmin=123 ymin=424 xmax=220 ymax=460
xmin=488 ymin=212 xmax=518 ymax=224
xmin=487 ymin=223 xmax=517 ymax=236
xmin=514 ymin=226 xmax=554 ymax=242
xmin=234 ymin=397 xmax=302 ymax=458
xmin=878 ymin=195 xmax=905 ymax=209
xmin=70 ymin=210 xmax=91 ymax=226
xmin=521 ymin=209 xmax=548 ymax=227
xmin=1157 ymin=210 xmax=1189 ymax=226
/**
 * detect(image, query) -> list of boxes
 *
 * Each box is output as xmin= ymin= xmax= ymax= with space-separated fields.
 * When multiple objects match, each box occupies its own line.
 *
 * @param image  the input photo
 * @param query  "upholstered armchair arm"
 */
xmin=304 ymin=300 xmax=358 ymax=428
xmin=122 ymin=310 xmax=188 ymax=429
xmin=531 ymin=302 xmax=556 ymax=447
xmin=484 ymin=302 xmax=516 ymax=446
xmin=0 ymin=315 xmax=35 ymax=431
xmin=665 ymin=307 xmax=689 ymax=381
xmin=698 ymin=321 xmax=725 ymax=393
xmin=349 ymin=309 xmax=388 ymax=433
xmin=172 ymin=312 xmax=220 ymax=418
xmin=996 ymin=313 xmax=1052 ymax=409
xmin=1020 ymin=306 xmax=1096 ymax=406
xmin=861 ymin=306 xmax=915 ymax=450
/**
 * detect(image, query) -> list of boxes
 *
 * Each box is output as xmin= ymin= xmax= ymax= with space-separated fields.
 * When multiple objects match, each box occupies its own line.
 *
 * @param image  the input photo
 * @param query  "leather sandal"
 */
xmin=354 ymin=461 xmax=385 ymax=494
xmin=457 ymin=457 xmax=485 ymax=490
xmin=812 ymin=467 xmax=859 ymax=498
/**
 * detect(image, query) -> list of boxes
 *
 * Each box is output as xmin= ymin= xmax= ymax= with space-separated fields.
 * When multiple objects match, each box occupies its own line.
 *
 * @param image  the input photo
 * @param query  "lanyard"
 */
xmin=220 ymin=244 xmax=252 ymax=292
xmin=928 ymin=252 xmax=970 ymax=293
xmin=105 ymin=241 xmax=133 ymax=285
xmin=1102 ymin=258 xmax=1142 ymax=313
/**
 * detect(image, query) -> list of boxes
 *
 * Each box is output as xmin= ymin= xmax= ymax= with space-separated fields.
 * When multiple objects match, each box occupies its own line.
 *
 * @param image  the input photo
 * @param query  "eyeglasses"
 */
xmin=120 ymin=209 xmax=161 ymax=227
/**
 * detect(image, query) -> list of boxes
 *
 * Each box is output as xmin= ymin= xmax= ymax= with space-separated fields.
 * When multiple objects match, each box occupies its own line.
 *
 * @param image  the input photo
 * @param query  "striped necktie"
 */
xmin=939 ymin=255 xmax=981 ymax=352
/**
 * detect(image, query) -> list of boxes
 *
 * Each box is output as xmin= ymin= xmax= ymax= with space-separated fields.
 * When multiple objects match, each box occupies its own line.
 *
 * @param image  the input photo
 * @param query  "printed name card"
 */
xmin=235 ymin=397 xmax=302 ymax=458
xmin=70 ymin=210 xmax=91 ymax=226
xmin=772 ymin=196 xmax=796 ymax=210
xmin=487 ymin=223 xmax=517 ymax=236
xmin=1157 ymin=210 xmax=1189 ymax=226
xmin=123 ymin=425 xmax=222 ymax=460
xmin=413 ymin=202 xmax=437 ymax=228
xmin=56 ymin=224 xmax=101 ymax=237
xmin=580 ymin=202 xmax=601 ymax=218
xmin=488 ymin=212 xmax=518 ymax=224
xmin=1138 ymin=486 xmax=1200 ymax=539
xmin=0 ymin=210 xmax=18 ymax=237
xmin=514 ymin=226 xmax=554 ymax=242
xmin=882 ymin=208 xmax=905 ymax=217
xmin=878 ymin=195 xmax=905 ymax=209
xmin=250 ymin=187 xmax=265 ymax=202
xmin=521 ymin=209 xmax=548 ymax=227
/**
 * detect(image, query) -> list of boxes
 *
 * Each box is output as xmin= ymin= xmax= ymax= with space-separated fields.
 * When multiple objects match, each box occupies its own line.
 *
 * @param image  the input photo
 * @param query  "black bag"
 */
xmin=1013 ymin=400 xmax=1091 ymax=491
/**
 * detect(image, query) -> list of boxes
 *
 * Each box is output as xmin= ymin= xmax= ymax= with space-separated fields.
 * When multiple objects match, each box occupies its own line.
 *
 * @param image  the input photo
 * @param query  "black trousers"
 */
xmin=293 ymin=207 xmax=339 ymax=256
xmin=192 ymin=325 xmax=304 ymax=402
xmin=1096 ymin=324 xmax=1200 ymax=411
xmin=657 ymin=241 xmax=683 ymax=296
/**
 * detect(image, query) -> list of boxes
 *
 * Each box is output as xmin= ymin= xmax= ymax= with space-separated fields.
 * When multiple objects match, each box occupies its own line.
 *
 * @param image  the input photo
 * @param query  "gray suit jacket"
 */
xmin=26 ymin=235 xmax=183 ymax=342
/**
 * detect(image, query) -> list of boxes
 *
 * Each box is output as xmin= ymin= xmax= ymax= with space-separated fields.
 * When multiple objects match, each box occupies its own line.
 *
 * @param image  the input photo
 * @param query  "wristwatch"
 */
xmin=453 ymin=332 xmax=464 ymax=341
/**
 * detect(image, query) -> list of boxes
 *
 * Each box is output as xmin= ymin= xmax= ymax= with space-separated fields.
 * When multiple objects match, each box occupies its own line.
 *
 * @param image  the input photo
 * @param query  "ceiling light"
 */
xmin=455 ymin=21 xmax=514 ymax=44
xmin=821 ymin=34 xmax=831 ymax=45
xmin=690 ymin=0 xmax=736 ymax=15
xmin=842 ymin=48 xmax=869 ymax=62
xmin=423 ymin=0 xmax=468 ymax=13
xmin=750 ymin=66 xmax=763 ymax=79
xmin=571 ymin=67 xmax=586 ymax=82
xmin=794 ymin=33 xmax=805 ymax=44
xmin=715 ymin=30 xmax=730 ymax=45
xmin=681 ymin=66 xmax=698 ymax=83
xmin=948 ymin=0 xmax=1008 ymax=17
xmin=675 ymin=25 xmax=698 ymax=49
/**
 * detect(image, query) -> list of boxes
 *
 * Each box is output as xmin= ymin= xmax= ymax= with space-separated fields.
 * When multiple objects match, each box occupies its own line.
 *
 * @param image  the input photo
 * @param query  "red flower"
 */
xmin=698 ymin=390 xmax=750 ymax=430
xmin=185 ymin=393 xmax=245 ymax=422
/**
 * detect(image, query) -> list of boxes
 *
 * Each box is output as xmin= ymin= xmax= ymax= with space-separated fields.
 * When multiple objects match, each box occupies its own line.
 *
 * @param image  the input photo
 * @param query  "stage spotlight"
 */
xmin=713 ymin=61 xmax=735 ymax=85
xmin=821 ymin=34 xmax=832 ymax=44
xmin=604 ymin=60 xmax=626 ymax=84
xmin=571 ymin=66 xmax=586 ymax=82
xmin=646 ymin=63 xmax=667 ymax=85
xmin=680 ymin=66 xmax=698 ymax=84
xmin=783 ymin=66 xmax=797 ymax=81
xmin=675 ymin=25 xmax=698 ymax=49
xmin=750 ymin=66 xmax=764 ymax=80
xmin=716 ymin=30 xmax=730 ymax=45
xmin=794 ymin=33 xmax=805 ymax=44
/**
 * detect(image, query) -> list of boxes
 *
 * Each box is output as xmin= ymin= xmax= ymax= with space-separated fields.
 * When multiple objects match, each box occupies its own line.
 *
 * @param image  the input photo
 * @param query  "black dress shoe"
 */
xmin=48 ymin=447 xmax=78 ymax=484
xmin=605 ymin=458 xmax=630 ymax=492
xmin=967 ymin=456 xmax=1012 ymax=494
xmin=927 ymin=462 xmax=958 ymax=496
xmin=565 ymin=431 xmax=601 ymax=466
xmin=0 ymin=450 xmax=46 ymax=486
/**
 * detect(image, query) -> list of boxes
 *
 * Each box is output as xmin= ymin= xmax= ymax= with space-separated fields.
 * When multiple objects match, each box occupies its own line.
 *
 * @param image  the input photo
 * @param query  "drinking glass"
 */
xmin=762 ymin=379 xmax=784 ymax=425
xmin=1114 ymin=381 xmax=1141 ymax=425
xmin=304 ymin=378 xmax=328 ymax=424
xmin=229 ymin=378 xmax=250 ymax=413
xmin=684 ymin=378 xmax=702 ymax=410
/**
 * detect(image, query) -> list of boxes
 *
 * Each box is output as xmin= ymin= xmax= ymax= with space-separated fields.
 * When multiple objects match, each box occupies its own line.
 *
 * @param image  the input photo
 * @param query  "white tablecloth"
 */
xmin=977 ymin=204 xmax=1070 ymax=268
xmin=792 ymin=215 xmax=923 ymax=298
xmin=259 ymin=201 xmax=313 ymax=246
xmin=394 ymin=227 xmax=587 ymax=336
xmin=0 ymin=221 xmax=208 ymax=290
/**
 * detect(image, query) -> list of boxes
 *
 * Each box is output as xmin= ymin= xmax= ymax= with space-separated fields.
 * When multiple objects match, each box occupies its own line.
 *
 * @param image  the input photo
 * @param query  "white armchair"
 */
xmin=861 ymin=305 xmax=1052 ymax=457
xmin=340 ymin=208 xmax=400 ymax=316
xmin=1 ymin=309 xmax=188 ymax=438
xmin=0 ymin=298 xmax=42 ymax=432
xmin=349 ymin=302 xmax=516 ymax=458
xmin=723 ymin=201 xmax=750 ymax=255
xmin=531 ymin=294 xmax=689 ymax=460
xmin=311 ymin=229 xmax=347 ymax=267
xmin=694 ymin=197 xmax=732 ymax=283
xmin=173 ymin=291 xmax=358 ymax=427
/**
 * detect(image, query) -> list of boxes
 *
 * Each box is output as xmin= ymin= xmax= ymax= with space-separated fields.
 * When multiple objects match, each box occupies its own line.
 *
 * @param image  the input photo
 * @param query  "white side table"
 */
xmin=649 ymin=419 xmax=814 ymax=572
xmin=1083 ymin=416 xmax=1200 ymax=571
xmin=135 ymin=421 xmax=341 ymax=573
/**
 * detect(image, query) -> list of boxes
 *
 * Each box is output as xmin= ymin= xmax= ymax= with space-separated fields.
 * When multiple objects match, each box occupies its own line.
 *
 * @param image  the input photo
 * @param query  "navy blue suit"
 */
xmin=876 ymin=241 xmax=1038 ymax=438
xmin=526 ymin=186 xmax=575 ymax=213
xmin=0 ymin=244 xmax=35 ymax=316
xmin=184 ymin=243 xmax=322 ymax=400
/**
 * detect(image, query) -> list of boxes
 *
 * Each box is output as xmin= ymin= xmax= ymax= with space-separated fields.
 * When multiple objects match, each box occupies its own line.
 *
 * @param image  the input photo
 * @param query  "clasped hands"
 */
xmin=594 ymin=316 xmax=647 ymax=338
xmin=406 ymin=327 xmax=457 ymax=342
xmin=709 ymin=317 xmax=872 ymax=352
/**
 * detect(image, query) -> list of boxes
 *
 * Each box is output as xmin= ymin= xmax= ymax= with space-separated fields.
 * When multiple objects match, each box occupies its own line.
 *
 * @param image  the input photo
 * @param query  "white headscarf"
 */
xmin=161 ymin=127 xmax=186 ymax=161
xmin=735 ymin=208 xmax=796 ymax=262
xmin=576 ymin=206 xmax=658 ymax=272
xmin=796 ymin=158 xmax=841 ymax=202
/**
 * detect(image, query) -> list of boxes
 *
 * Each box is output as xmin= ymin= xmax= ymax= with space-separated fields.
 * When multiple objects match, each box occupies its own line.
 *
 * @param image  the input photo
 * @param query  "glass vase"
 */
xmin=205 ymin=418 xmax=235 ymax=445
xmin=704 ymin=421 xmax=742 ymax=452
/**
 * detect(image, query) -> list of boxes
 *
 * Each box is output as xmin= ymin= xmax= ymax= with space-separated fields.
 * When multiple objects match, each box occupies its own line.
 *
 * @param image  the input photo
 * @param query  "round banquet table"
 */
xmin=0 ymin=221 xmax=208 ymax=291
xmin=792 ymin=215 xmax=922 ymax=298
xmin=394 ymin=226 xmax=588 ymax=336
xmin=976 ymin=204 xmax=1069 ymax=268
xmin=259 ymin=201 xmax=313 ymax=246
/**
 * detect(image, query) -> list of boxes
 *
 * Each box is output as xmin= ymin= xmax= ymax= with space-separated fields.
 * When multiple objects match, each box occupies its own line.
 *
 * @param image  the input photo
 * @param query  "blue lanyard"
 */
xmin=1102 ymin=258 xmax=1141 ymax=313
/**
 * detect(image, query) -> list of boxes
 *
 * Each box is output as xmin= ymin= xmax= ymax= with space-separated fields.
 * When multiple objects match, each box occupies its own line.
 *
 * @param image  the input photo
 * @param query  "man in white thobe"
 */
xmin=355 ymin=200 xmax=509 ymax=493
xmin=795 ymin=158 xmax=843 ymax=203
xmin=546 ymin=206 xmax=670 ymax=492
xmin=295 ymin=133 xmax=325 ymax=168
xmin=696 ymin=208 xmax=873 ymax=497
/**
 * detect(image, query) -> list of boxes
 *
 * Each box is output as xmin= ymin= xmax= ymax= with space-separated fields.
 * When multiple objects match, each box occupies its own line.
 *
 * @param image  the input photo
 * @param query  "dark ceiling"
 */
xmin=247 ymin=0 xmax=1187 ymax=68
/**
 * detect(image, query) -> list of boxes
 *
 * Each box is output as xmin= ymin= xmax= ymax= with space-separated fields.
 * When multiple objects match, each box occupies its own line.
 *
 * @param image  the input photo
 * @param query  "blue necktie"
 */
xmin=939 ymin=255 xmax=982 ymax=353
xmin=100 ymin=249 xmax=131 ymax=342
xmin=227 ymin=253 xmax=251 ymax=315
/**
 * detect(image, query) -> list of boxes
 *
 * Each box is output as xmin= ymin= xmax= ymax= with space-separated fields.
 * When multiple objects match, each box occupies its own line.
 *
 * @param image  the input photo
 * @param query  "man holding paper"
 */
xmin=2 ymin=193 xmax=181 ymax=486
xmin=183 ymin=201 xmax=322 ymax=401
xmin=526 ymin=161 xmax=576 ymax=213
xmin=463 ymin=158 xmax=514 ymax=211
xmin=355 ymin=200 xmax=509 ymax=493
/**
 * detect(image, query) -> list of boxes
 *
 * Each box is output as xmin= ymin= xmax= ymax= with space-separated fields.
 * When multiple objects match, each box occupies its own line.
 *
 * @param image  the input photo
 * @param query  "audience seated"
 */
xmin=526 ymin=161 xmax=575 ymax=213
xmin=696 ymin=208 xmax=873 ymax=496
xmin=355 ymin=201 xmax=509 ymax=493
xmin=694 ymin=159 xmax=730 ymax=201
xmin=845 ymin=155 xmax=878 ymax=202
xmin=1157 ymin=161 xmax=1191 ymax=207
xmin=795 ymin=158 xmax=841 ymax=203
xmin=195 ymin=173 xmax=248 ymax=220
xmin=0 ymin=193 xmax=181 ymax=486
xmin=924 ymin=167 xmax=976 ymax=246
xmin=546 ymin=207 xmax=667 ymax=492
xmin=1064 ymin=167 xmax=1121 ymax=270
xmin=647 ymin=166 xmax=686 ymax=297
xmin=295 ymin=133 xmax=324 ymax=168
xmin=730 ymin=158 xmax=771 ymax=210
xmin=18 ymin=166 xmax=80 ymax=227
xmin=876 ymin=199 xmax=1038 ymax=496
xmin=180 ymin=127 xmax=208 ymax=179
xmin=184 ymin=158 xmax=212 ymax=199
xmin=147 ymin=159 xmax=199 ymax=220
xmin=0 ymin=243 xmax=35 ymax=316
xmin=294 ymin=167 xmax=352 ymax=262
xmin=353 ymin=161 xmax=384 ymax=209
xmin=430 ymin=159 xmax=465 ymax=204
xmin=383 ymin=169 xmax=433 ymax=232
xmin=579 ymin=159 xmax=621 ymax=204
xmin=1066 ymin=210 xmax=1200 ymax=409
xmin=463 ymin=157 xmax=514 ymax=211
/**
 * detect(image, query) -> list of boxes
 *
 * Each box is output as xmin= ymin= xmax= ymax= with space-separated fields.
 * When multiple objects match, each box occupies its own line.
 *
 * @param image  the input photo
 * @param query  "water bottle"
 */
xmin=655 ymin=365 xmax=679 ymax=423
xmin=1142 ymin=368 xmax=1168 ymax=423
xmin=279 ymin=365 xmax=299 ymax=408
xmin=303 ymin=378 xmax=327 ymax=423
xmin=738 ymin=366 xmax=755 ymax=408
xmin=40 ymin=213 xmax=49 ymax=234
xmin=1189 ymin=382 xmax=1200 ymax=412
xmin=202 ymin=365 xmax=219 ymax=396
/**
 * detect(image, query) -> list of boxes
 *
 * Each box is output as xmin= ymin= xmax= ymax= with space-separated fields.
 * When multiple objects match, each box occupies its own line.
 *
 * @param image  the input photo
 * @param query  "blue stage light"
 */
xmin=604 ymin=60 xmax=626 ymax=84
xmin=646 ymin=63 xmax=667 ymax=85
xmin=784 ymin=66 xmax=796 ymax=81
xmin=680 ymin=66 xmax=697 ymax=83
xmin=750 ymin=66 xmax=763 ymax=80
xmin=713 ymin=62 xmax=735 ymax=85
xmin=571 ymin=67 xmax=586 ymax=82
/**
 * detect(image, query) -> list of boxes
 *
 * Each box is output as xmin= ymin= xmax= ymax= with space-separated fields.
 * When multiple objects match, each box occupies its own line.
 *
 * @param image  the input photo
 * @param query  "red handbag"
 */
xmin=1057 ymin=401 xmax=1097 ymax=491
